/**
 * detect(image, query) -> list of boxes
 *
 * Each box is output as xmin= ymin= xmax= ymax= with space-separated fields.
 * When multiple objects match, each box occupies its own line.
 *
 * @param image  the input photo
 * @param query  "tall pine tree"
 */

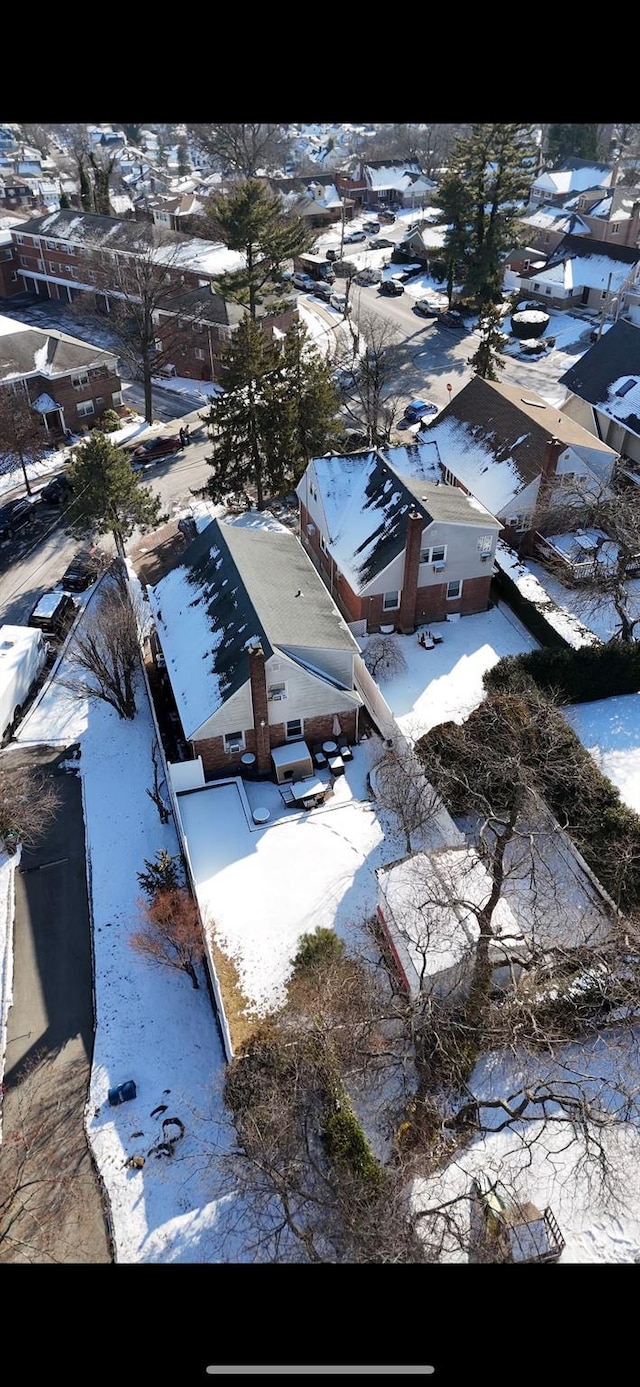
xmin=434 ymin=123 xmax=538 ymax=310
xmin=207 ymin=179 xmax=312 ymax=321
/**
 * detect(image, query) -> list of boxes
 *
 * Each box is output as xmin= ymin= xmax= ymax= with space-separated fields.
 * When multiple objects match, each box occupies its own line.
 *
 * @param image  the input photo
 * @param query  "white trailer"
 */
xmin=0 ymin=625 xmax=48 ymax=744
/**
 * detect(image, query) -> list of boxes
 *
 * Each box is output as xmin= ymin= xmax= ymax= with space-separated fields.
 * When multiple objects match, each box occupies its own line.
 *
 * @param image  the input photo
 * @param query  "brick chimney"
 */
xmin=248 ymin=642 xmax=271 ymax=774
xmin=398 ymin=510 xmax=424 ymax=633
xmin=537 ymin=435 xmax=565 ymax=512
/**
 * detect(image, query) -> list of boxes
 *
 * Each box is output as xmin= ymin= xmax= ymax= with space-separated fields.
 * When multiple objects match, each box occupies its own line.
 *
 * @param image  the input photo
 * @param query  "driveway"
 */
xmin=0 ymin=743 xmax=112 ymax=1263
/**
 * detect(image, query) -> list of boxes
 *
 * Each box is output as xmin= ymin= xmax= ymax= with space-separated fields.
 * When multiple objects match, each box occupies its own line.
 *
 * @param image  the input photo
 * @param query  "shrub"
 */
xmin=292 ymin=927 xmax=344 ymax=976
xmin=484 ymin=641 xmax=640 ymax=704
xmin=99 ymin=409 xmax=122 ymax=433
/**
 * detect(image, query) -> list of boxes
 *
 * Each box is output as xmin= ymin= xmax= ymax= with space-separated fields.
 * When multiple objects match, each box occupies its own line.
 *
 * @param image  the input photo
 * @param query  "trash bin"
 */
xmin=108 ymin=1079 xmax=137 ymax=1106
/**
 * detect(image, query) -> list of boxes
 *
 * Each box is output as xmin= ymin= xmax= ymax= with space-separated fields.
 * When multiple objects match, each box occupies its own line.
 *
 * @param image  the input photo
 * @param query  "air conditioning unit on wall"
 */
xmin=432 ymin=561 xmax=446 ymax=572
xmin=227 ymin=742 xmax=241 ymax=753
xmin=270 ymin=692 xmax=285 ymax=701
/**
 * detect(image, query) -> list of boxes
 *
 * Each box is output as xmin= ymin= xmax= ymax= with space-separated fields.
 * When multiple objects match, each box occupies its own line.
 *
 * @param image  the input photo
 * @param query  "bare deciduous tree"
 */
xmin=0 ymin=756 xmax=60 ymax=854
xmin=0 ymin=388 xmax=51 ymax=496
xmin=59 ymin=565 xmax=142 ymax=720
xmin=146 ymin=741 xmax=170 ymax=824
xmin=187 ymin=123 xmax=291 ymax=178
xmin=337 ymin=306 xmax=404 ymax=447
xmin=362 ymin=634 xmax=407 ymax=681
xmin=534 ymin=481 xmax=640 ymax=643
xmin=130 ymin=886 xmax=204 ymax=990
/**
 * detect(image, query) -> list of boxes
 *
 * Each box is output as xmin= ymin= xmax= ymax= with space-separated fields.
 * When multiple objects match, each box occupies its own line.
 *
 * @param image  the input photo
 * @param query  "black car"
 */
xmin=40 ymin=473 xmax=73 ymax=505
xmin=61 ymin=547 xmax=105 ymax=592
xmin=369 ymin=237 xmax=395 ymax=250
xmin=28 ymin=590 xmax=76 ymax=636
xmin=0 ymin=494 xmax=40 ymax=541
xmin=437 ymin=310 xmax=466 ymax=330
xmin=379 ymin=280 xmax=405 ymax=297
xmin=379 ymin=209 xmax=396 ymax=224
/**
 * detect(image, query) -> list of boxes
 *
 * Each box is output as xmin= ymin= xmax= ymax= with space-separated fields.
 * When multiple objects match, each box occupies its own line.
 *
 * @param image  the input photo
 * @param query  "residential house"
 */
xmin=152 ymin=282 xmax=295 ymax=384
xmin=296 ymin=441 xmax=501 ymax=632
xmin=148 ymin=189 xmax=204 ymax=233
xmin=519 ymin=186 xmax=640 ymax=258
xmin=515 ymin=233 xmax=640 ymax=313
xmin=419 ymin=376 xmax=618 ymax=549
xmin=6 ymin=208 xmax=293 ymax=376
xmin=527 ymin=158 xmax=614 ymax=208
xmin=0 ymin=313 xmax=122 ymax=437
xmin=559 ymin=318 xmax=640 ymax=474
xmin=272 ymin=176 xmax=347 ymax=229
xmin=0 ymin=220 xmax=23 ymax=297
xmin=335 ymin=159 xmax=430 ymax=213
xmin=399 ymin=220 xmax=446 ymax=267
xmin=146 ymin=517 xmax=363 ymax=779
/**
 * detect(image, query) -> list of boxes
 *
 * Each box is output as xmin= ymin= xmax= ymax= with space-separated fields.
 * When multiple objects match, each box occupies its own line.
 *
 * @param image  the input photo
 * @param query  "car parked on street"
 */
xmin=404 ymin=399 xmax=439 ymax=423
xmin=363 ymin=220 xmax=380 ymax=234
xmin=60 ymin=547 xmax=106 ymax=592
xmin=127 ymin=434 xmax=182 ymax=467
xmin=39 ymin=473 xmax=73 ymax=504
xmin=353 ymin=268 xmax=382 ymax=286
xmin=369 ymin=237 xmax=395 ymax=250
xmin=379 ymin=209 xmax=396 ymax=224
xmin=0 ymin=495 xmax=40 ymax=541
xmin=292 ymin=271 xmax=316 ymax=292
xmin=413 ymin=300 xmax=441 ymax=318
xmin=344 ymin=229 xmax=367 ymax=244
xmin=437 ymin=310 xmax=467 ymax=330
xmin=379 ymin=279 xmax=404 ymax=297
xmin=28 ymin=590 xmax=77 ymax=637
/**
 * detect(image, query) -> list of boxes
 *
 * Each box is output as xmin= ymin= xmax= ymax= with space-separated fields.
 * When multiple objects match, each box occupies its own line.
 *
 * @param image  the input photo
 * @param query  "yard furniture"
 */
xmin=323 ymin=740 xmax=338 ymax=755
xmin=329 ymin=755 xmax=345 ymax=776
xmin=252 ymin=806 xmax=270 ymax=824
xmin=313 ymin=746 xmax=328 ymax=768
xmin=337 ymin=737 xmax=353 ymax=762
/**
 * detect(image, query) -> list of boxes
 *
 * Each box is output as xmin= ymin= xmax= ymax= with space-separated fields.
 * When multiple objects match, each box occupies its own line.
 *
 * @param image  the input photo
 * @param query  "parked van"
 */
xmin=28 ymin=591 xmax=77 ymax=637
xmin=0 ymin=625 xmax=48 ymax=743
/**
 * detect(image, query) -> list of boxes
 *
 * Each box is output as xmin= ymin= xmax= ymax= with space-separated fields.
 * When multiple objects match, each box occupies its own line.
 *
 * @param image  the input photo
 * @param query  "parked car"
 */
xmin=325 ymin=248 xmax=340 ymax=262
xmin=354 ymin=268 xmax=382 ymax=286
xmin=40 ymin=472 xmax=73 ymax=504
xmin=404 ymin=399 xmax=439 ymax=424
xmin=129 ymin=434 xmax=182 ymax=467
xmin=363 ymin=220 xmax=380 ymax=234
xmin=330 ymin=292 xmax=352 ymax=313
xmin=60 ymin=547 xmax=105 ymax=592
xmin=379 ymin=209 xmax=396 ymax=224
xmin=0 ymin=495 xmax=39 ymax=541
xmin=292 ymin=271 xmax=316 ymax=292
xmin=369 ymin=237 xmax=395 ymax=250
xmin=437 ymin=310 xmax=466 ymax=330
xmin=313 ymin=281 xmax=334 ymax=303
xmin=344 ymin=230 xmax=367 ymax=244
xmin=28 ymin=591 xmax=77 ymax=637
xmin=413 ymin=300 xmax=441 ymax=318
xmin=333 ymin=365 xmax=357 ymax=392
xmin=379 ymin=279 xmax=404 ymax=297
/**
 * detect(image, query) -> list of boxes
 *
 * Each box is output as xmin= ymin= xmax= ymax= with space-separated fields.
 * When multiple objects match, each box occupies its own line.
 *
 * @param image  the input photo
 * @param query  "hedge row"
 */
xmin=484 ymin=640 xmax=640 ymax=704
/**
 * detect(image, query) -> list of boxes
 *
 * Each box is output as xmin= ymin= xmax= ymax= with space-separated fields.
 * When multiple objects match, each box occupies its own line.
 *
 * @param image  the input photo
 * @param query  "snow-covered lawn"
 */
xmin=563 ymin=693 xmax=640 ymax=817
xmin=359 ymin=602 xmax=539 ymax=741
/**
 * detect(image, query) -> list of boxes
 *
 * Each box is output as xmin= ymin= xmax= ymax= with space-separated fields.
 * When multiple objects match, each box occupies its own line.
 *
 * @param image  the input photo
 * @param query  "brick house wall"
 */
xmin=300 ymin=499 xmax=492 ymax=632
xmin=193 ymin=710 xmax=358 ymax=779
xmin=24 ymin=360 xmax=123 ymax=435
xmin=154 ymin=302 xmax=296 ymax=383
xmin=0 ymin=242 xmax=22 ymax=296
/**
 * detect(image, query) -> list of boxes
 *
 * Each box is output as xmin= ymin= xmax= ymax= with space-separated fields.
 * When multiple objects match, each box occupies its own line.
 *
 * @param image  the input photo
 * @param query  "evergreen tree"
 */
xmin=202 ymin=318 xmax=340 ymax=508
xmin=207 ymin=179 xmax=312 ymax=321
xmin=545 ymin=123 xmax=599 ymax=165
xmin=467 ymin=305 xmax=506 ymax=381
xmin=66 ymin=431 xmax=164 ymax=558
xmin=433 ymin=123 xmax=538 ymax=310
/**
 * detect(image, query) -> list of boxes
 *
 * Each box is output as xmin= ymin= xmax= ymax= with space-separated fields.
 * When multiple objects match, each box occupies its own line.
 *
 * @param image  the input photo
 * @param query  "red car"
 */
xmin=128 ymin=434 xmax=182 ymax=467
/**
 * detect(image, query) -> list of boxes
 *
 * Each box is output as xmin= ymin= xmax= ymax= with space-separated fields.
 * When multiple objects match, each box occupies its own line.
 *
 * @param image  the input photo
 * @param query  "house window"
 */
xmin=45 ymin=239 xmax=55 ymax=250
xmin=72 ymin=371 xmax=89 ymax=389
xmin=19 ymin=255 xmax=29 ymax=267
xmin=286 ymin=719 xmax=303 ymax=740
xmin=112 ymin=391 xmax=123 ymax=405
xmin=9 ymin=272 xmax=17 ymax=282
xmin=224 ymin=731 xmax=244 ymax=752
xmin=545 ymin=287 xmax=552 ymax=295
xmin=319 ymin=532 xmax=330 ymax=555
xmin=477 ymin=535 xmax=493 ymax=554
xmin=16 ymin=234 xmax=24 ymax=244
xmin=533 ymin=282 xmax=540 ymax=292
xmin=611 ymin=223 xmax=619 ymax=235
xmin=383 ymin=590 xmax=400 ymax=610
xmin=77 ymin=400 xmax=95 ymax=418
xmin=446 ymin=579 xmax=462 ymax=600
xmin=195 ymin=348 xmax=205 ymax=361
xmin=420 ymin=544 xmax=447 ymax=565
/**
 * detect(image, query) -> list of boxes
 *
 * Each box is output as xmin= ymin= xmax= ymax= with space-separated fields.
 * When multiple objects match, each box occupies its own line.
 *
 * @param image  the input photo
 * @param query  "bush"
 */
xmin=98 ymin=409 xmax=122 ymax=433
xmin=292 ymin=927 xmax=344 ymax=976
xmin=323 ymin=1088 xmax=383 ymax=1185
xmin=484 ymin=641 xmax=640 ymax=704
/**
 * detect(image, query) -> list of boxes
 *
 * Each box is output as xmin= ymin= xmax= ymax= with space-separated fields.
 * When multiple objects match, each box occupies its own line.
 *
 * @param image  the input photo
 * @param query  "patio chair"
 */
xmin=280 ymin=785 xmax=296 ymax=807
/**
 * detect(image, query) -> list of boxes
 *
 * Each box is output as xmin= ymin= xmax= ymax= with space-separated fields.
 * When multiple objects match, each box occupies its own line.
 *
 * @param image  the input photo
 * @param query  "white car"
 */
xmin=292 ymin=272 xmax=315 ymax=292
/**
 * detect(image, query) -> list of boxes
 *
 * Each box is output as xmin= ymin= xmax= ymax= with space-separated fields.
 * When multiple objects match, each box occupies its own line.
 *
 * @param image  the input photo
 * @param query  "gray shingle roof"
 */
xmin=0 ymin=319 xmax=113 ymax=383
xmin=559 ymin=318 xmax=640 ymax=436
